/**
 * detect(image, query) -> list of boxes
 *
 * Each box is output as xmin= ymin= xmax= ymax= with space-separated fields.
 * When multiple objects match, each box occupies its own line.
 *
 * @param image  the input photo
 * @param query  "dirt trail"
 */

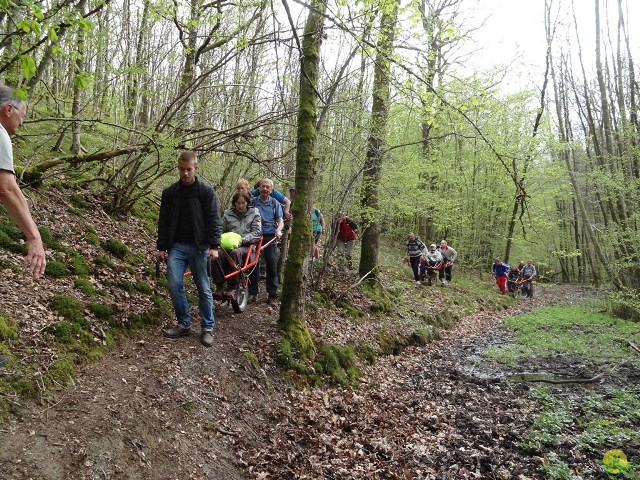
xmin=0 ymin=284 xmax=607 ymax=480
xmin=0 ymin=297 xmax=282 ymax=480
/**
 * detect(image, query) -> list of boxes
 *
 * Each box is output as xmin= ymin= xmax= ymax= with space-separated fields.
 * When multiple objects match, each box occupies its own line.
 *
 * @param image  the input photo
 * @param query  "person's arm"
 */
xmin=274 ymin=202 xmax=285 ymax=238
xmin=203 ymin=187 xmax=222 ymax=260
xmin=270 ymin=188 xmax=291 ymax=218
xmin=242 ymin=209 xmax=262 ymax=245
xmin=319 ymin=212 xmax=325 ymax=231
xmin=0 ymin=170 xmax=46 ymax=276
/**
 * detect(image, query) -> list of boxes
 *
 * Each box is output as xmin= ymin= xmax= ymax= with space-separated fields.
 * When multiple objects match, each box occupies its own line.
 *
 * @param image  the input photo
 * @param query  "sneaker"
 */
xmin=201 ymin=331 xmax=214 ymax=347
xmin=441 ymin=280 xmax=447 ymax=287
xmin=415 ymin=281 xmax=421 ymax=285
xmin=162 ymin=325 xmax=191 ymax=338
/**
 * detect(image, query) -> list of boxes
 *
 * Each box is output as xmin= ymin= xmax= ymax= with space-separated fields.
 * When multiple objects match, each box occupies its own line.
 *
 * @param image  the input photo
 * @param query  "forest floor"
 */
xmin=0 ymin=193 xmax=636 ymax=479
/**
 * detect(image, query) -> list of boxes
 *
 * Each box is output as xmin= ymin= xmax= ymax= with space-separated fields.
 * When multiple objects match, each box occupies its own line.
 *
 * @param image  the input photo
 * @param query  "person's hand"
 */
xmin=24 ymin=239 xmax=46 ymax=277
xmin=285 ymin=211 xmax=292 ymax=221
xmin=156 ymin=250 xmax=167 ymax=261
xmin=276 ymin=229 xmax=283 ymax=239
xmin=209 ymin=248 xmax=219 ymax=260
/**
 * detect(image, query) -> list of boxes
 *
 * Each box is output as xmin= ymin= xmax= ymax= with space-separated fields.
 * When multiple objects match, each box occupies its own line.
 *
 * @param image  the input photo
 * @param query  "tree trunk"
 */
xmin=358 ymin=0 xmax=399 ymax=282
xmin=278 ymin=0 xmax=327 ymax=356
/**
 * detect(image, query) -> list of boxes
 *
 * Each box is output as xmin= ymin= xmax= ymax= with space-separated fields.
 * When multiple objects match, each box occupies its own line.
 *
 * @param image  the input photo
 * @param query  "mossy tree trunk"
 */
xmin=278 ymin=0 xmax=327 ymax=357
xmin=358 ymin=0 xmax=399 ymax=282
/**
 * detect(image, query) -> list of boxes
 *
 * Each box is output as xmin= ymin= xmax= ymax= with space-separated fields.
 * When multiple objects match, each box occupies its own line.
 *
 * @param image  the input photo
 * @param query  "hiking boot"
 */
xmin=162 ymin=325 xmax=191 ymax=338
xmin=267 ymin=294 xmax=280 ymax=305
xmin=201 ymin=330 xmax=214 ymax=347
xmin=249 ymin=294 xmax=258 ymax=304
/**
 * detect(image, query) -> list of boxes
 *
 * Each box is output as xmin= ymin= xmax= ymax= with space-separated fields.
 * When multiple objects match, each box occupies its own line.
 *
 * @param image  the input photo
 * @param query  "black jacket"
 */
xmin=156 ymin=178 xmax=222 ymax=251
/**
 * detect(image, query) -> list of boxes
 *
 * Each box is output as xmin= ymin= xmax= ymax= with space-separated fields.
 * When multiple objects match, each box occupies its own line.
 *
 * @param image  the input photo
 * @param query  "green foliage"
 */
xmin=606 ymin=289 xmax=640 ymax=322
xmin=105 ymin=238 xmax=129 ymax=259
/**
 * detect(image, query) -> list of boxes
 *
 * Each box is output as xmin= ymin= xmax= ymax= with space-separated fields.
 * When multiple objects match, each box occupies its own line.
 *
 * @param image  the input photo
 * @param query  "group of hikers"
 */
xmin=405 ymin=232 xmax=537 ymax=298
xmin=492 ymin=258 xmax=537 ymax=297
xmin=405 ymin=233 xmax=458 ymax=286
xmin=156 ymin=150 xmax=364 ymax=346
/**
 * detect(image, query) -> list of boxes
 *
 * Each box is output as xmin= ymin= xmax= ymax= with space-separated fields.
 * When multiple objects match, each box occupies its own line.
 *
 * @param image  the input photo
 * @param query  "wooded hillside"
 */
xmin=2 ymin=0 xmax=639 ymax=315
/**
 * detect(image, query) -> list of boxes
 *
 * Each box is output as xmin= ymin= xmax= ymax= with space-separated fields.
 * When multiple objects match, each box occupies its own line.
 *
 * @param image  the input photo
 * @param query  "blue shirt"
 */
xmin=492 ymin=262 xmax=510 ymax=276
xmin=250 ymin=188 xmax=287 ymax=204
xmin=252 ymin=196 xmax=283 ymax=234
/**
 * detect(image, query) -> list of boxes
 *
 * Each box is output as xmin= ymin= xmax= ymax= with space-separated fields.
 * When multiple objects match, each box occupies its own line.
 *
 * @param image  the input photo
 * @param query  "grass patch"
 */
xmin=486 ymin=305 xmax=640 ymax=367
xmin=489 ymin=304 xmax=640 ymax=479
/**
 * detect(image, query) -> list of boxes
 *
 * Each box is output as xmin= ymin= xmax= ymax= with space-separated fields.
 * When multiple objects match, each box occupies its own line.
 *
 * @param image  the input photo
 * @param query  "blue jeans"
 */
xmin=166 ymin=243 xmax=214 ymax=331
xmin=249 ymin=234 xmax=278 ymax=296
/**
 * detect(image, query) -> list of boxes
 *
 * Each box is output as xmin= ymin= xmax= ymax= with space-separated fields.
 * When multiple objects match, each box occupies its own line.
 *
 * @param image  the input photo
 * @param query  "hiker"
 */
xmin=311 ymin=205 xmax=325 ymax=258
xmin=438 ymin=240 xmax=458 ymax=286
xmin=492 ymin=258 xmax=510 ymax=295
xmin=157 ymin=151 xmax=222 ymax=347
xmin=236 ymin=178 xmax=292 ymax=220
xmin=422 ymin=243 xmax=443 ymax=286
xmin=406 ymin=232 xmax=427 ymax=284
xmin=335 ymin=213 xmax=357 ymax=271
xmin=520 ymin=259 xmax=537 ymax=298
xmin=248 ymin=178 xmax=283 ymax=304
xmin=0 ymin=86 xmax=46 ymax=277
xmin=212 ymin=191 xmax=261 ymax=294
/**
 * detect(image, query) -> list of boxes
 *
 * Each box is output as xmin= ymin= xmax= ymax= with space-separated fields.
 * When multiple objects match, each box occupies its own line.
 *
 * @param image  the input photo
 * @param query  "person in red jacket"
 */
xmin=335 ymin=213 xmax=357 ymax=271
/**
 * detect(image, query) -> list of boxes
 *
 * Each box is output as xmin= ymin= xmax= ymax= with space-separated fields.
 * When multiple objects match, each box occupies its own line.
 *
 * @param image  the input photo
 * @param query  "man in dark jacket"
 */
xmin=156 ymin=151 xmax=222 ymax=347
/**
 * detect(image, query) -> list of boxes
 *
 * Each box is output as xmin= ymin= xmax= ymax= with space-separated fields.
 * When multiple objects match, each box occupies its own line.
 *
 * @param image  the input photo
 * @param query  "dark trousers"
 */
xmin=409 ymin=256 xmax=421 ymax=281
xmin=439 ymin=264 xmax=452 ymax=281
xmin=249 ymin=234 xmax=278 ymax=297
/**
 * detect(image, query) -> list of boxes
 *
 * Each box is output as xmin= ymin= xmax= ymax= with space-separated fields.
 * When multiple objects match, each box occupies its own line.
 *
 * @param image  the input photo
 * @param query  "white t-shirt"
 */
xmin=0 ymin=124 xmax=14 ymax=173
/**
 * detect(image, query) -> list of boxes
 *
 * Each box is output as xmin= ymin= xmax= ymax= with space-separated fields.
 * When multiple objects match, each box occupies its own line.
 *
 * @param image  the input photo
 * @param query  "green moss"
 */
xmin=134 ymin=280 xmax=152 ymax=294
xmin=94 ymin=255 xmax=116 ymax=269
xmin=131 ymin=196 xmax=159 ymax=234
xmin=69 ymin=193 xmax=88 ymax=209
xmin=48 ymin=354 xmax=77 ymax=386
xmin=84 ymin=225 xmax=100 ymax=246
xmin=50 ymin=295 xmax=86 ymax=326
xmin=315 ymin=344 xmax=360 ymax=386
xmin=119 ymin=280 xmax=135 ymax=293
xmin=0 ymin=313 xmax=19 ymax=341
xmin=126 ymin=251 xmax=147 ymax=267
xmin=70 ymin=253 xmax=90 ymax=277
xmin=74 ymin=277 xmax=96 ymax=295
xmin=87 ymin=302 xmax=116 ymax=320
xmin=45 ymin=254 xmax=72 ymax=278
xmin=39 ymin=226 xmax=63 ymax=251
xmin=0 ymin=220 xmax=24 ymax=253
xmin=105 ymin=238 xmax=128 ymax=259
